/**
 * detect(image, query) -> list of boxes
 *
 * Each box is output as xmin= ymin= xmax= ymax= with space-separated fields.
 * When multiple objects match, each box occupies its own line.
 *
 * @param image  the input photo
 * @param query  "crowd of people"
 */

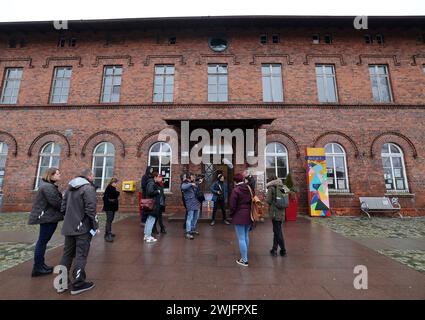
xmin=28 ymin=165 xmax=289 ymax=295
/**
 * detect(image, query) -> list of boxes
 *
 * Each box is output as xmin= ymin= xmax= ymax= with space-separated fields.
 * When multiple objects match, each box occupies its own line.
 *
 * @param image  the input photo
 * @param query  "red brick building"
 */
xmin=0 ymin=16 xmax=424 ymax=215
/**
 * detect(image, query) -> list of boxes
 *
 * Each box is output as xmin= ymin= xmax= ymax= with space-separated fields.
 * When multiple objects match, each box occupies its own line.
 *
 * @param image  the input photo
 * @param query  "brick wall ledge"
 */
xmin=385 ymin=192 xmax=415 ymax=198
xmin=1 ymin=103 xmax=425 ymax=111
xmin=329 ymin=192 xmax=355 ymax=197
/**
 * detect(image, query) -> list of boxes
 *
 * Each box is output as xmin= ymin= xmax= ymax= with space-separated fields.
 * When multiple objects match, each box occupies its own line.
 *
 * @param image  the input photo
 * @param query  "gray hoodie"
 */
xmin=61 ymin=177 xmax=99 ymax=236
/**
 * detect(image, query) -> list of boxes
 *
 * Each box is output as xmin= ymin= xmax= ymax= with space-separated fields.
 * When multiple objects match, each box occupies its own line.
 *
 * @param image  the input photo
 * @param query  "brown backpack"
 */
xmin=247 ymin=185 xmax=264 ymax=222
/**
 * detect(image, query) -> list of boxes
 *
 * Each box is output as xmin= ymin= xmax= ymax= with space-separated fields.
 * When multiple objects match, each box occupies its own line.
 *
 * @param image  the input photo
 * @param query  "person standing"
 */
xmin=266 ymin=176 xmax=287 ymax=257
xmin=191 ymin=174 xmax=205 ymax=235
xmin=210 ymin=174 xmax=230 ymax=226
xmin=141 ymin=166 xmax=154 ymax=225
xmin=28 ymin=168 xmax=63 ymax=277
xmin=144 ymin=172 xmax=162 ymax=243
xmin=181 ymin=173 xmax=199 ymax=240
xmin=153 ymin=175 xmax=167 ymax=234
xmin=229 ymin=173 xmax=253 ymax=267
xmin=59 ymin=169 xmax=99 ymax=295
xmin=102 ymin=177 xmax=120 ymax=243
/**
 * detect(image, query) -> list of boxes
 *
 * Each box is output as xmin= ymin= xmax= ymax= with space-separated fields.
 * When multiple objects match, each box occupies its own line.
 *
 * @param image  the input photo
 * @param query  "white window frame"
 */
xmin=207 ymin=64 xmax=228 ymax=102
xmin=316 ymin=64 xmax=338 ymax=103
xmin=92 ymin=142 xmax=115 ymax=192
xmin=264 ymin=142 xmax=289 ymax=186
xmin=369 ymin=65 xmax=393 ymax=103
xmin=100 ymin=65 xmax=122 ymax=103
xmin=325 ymin=143 xmax=350 ymax=192
xmin=153 ymin=64 xmax=175 ymax=103
xmin=35 ymin=142 xmax=61 ymax=190
xmin=0 ymin=141 xmax=8 ymax=193
xmin=381 ymin=143 xmax=409 ymax=192
xmin=148 ymin=142 xmax=172 ymax=192
xmin=1 ymin=68 xmax=23 ymax=104
xmin=50 ymin=66 xmax=72 ymax=104
xmin=261 ymin=64 xmax=284 ymax=102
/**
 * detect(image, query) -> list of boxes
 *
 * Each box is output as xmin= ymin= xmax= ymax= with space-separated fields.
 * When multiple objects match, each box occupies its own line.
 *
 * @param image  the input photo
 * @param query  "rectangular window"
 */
xmin=153 ymin=65 xmax=175 ymax=103
xmin=50 ymin=67 xmax=72 ymax=104
xmin=312 ymin=34 xmax=320 ymax=44
xmin=261 ymin=64 xmax=283 ymax=102
xmin=364 ymin=34 xmax=373 ymax=44
xmin=375 ymin=34 xmax=384 ymax=44
xmin=272 ymin=34 xmax=280 ymax=44
xmin=260 ymin=34 xmax=267 ymax=44
xmin=369 ymin=65 xmax=393 ymax=103
xmin=208 ymin=64 xmax=228 ymax=102
xmin=315 ymin=65 xmax=338 ymax=103
xmin=1 ymin=68 xmax=23 ymax=104
xmin=101 ymin=65 xmax=122 ymax=103
xmin=324 ymin=34 xmax=332 ymax=44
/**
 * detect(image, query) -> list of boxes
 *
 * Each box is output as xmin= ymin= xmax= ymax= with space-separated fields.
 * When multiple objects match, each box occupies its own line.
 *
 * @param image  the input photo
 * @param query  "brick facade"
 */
xmin=0 ymin=16 xmax=424 ymax=215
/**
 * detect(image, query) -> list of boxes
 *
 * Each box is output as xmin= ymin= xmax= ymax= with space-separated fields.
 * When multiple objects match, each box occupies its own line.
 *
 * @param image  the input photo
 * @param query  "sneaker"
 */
xmin=145 ymin=237 xmax=157 ymax=243
xmin=31 ymin=266 xmax=53 ymax=277
xmin=236 ymin=259 xmax=249 ymax=267
xmin=70 ymin=281 xmax=95 ymax=295
xmin=223 ymin=220 xmax=230 ymax=225
xmin=143 ymin=235 xmax=148 ymax=241
xmin=191 ymin=230 xmax=200 ymax=235
xmin=270 ymin=249 xmax=277 ymax=257
xmin=104 ymin=234 xmax=114 ymax=242
xmin=210 ymin=220 xmax=216 ymax=226
xmin=185 ymin=233 xmax=194 ymax=240
xmin=280 ymin=249 xmax=287 ymax=257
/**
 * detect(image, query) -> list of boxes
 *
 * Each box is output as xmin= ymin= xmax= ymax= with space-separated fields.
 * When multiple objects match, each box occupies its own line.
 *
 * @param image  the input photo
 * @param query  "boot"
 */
xmin=160 ymin=227 xmax=167 ymax=234
xmin=152 ymin=227 xmax=159 ymax=234
xmin=104 ymin=233 xmax=114 ymax=242
xmin=32 ymin=265 xmax=52 ymax=277
xmin=42 ymin=263 xmax=54 ymax=272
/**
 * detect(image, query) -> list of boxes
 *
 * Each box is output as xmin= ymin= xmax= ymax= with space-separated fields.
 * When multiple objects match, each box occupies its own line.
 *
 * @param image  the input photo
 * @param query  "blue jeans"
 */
xmin=235 ymin=224 xmax=251 ymax=263
xmin=34 ymin=222 xmax=58 ymax=268
xmin=144 ymin=216 xmax=156 ymax=237
xmin=186 ymin=210 xmax=199 ymax=234
xmin=191 ymin=209 xmax=199 ymax=232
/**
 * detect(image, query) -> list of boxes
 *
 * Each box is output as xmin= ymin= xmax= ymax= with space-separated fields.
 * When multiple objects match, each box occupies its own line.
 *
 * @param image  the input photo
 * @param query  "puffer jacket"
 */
xmin=28 ymin=180 xmax=63 ymax=225
xmin=61 ymin=177 xmax=99 ymax=236
xmin=266 ymin=178 xmax=289 ymax=221
xmin=229 ymin=182 xmax=252 ymax=225
xmin=181 ymin=181 xmax=200 ymax=211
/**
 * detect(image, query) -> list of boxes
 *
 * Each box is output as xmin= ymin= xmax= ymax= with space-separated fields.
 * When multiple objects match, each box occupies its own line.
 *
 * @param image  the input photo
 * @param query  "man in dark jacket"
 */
xmin=58 ymin=169 xmax=99 ymax=295
xmin=210 ymin=174 xmax=230 ymax=226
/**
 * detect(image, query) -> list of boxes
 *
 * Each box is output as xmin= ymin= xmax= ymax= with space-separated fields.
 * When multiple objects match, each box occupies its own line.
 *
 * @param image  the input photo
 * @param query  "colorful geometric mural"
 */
xmin=306 ymin=148 xmax=331 ymax=217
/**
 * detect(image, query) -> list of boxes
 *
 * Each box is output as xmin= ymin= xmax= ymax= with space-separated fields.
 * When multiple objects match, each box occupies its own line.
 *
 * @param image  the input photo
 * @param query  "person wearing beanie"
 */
xmin=210 ymin=173 xmax=230 ymax=226
xmin=229 ymin=172 xmax=253 ymax=267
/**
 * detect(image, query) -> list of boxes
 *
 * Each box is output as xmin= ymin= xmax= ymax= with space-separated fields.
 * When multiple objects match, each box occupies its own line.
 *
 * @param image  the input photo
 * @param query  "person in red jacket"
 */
xmin=229 ymin=172 xmax=253 ymax=267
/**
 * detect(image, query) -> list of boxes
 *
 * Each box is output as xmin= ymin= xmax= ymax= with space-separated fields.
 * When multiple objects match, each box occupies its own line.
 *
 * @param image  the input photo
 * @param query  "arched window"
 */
xmin=325 ymin=143 xmax=349 ymax=192
xmin=92 ymin=142 xmax=115 ymax=191
xmin=265 ymin=142 xmax=289 ymax=182
xmin=35 ymin=142 xmax=61 ymax=189
xmin=149 ymin=142 xmax=171 ymax=190
xmin=0 ymin=142 xmax=8 ymax=192
xmin=381 ymin=143 xmax=408 ymax=192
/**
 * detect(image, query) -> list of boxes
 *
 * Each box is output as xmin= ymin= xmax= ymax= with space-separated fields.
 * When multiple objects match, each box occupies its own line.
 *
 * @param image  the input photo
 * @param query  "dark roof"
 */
xmin=0 ymin=15 xmax=424 ymax=33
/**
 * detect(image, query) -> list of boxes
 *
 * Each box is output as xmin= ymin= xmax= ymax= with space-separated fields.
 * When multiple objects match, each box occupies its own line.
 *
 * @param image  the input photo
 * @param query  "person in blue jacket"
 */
xmin=181 ymin=173 xmax=200 ymax=240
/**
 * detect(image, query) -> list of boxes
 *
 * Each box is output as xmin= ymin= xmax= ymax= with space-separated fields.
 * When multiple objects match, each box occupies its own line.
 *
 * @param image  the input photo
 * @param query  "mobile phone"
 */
xmin=90 ymin=229 xmax=97 ymax=237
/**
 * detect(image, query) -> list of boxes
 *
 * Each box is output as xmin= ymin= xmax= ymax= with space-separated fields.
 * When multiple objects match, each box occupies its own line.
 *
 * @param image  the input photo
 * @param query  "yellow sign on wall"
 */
xmin=122 ymin=181 xmax=136 ymax=192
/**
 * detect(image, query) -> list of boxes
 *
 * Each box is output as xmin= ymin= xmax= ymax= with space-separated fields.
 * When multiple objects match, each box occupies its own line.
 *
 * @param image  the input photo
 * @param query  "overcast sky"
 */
xmin=1 ymin=0 xmax=424 ymax=22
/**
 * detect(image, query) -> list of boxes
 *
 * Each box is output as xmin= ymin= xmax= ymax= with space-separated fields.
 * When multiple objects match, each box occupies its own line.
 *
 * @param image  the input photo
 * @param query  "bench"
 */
xmin=359 ymin=197 xmax=402 ymax=219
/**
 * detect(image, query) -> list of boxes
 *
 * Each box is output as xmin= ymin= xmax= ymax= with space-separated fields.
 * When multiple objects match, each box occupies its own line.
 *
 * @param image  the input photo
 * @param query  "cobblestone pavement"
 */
xmin=0 ymin=212 xmax=133 ymax=273
xmin=307 ymin=215 xmax=425 ymax=274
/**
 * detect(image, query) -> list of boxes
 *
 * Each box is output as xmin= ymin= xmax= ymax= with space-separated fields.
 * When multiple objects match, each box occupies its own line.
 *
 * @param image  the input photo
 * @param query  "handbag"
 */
xmin=141 ymin=198 xmax=155 ymax=211
xmin=247 ymin=185 xmax=264 ymax=222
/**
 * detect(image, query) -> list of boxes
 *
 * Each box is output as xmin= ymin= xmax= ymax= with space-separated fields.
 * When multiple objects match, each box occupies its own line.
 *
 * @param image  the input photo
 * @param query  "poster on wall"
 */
xmin=306 ymin=148 xmax=331 ymax=217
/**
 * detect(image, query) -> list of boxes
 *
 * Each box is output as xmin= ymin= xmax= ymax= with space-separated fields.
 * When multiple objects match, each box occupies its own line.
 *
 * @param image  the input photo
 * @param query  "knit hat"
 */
xmin=233 ymin=173 xmax=245 ymax=183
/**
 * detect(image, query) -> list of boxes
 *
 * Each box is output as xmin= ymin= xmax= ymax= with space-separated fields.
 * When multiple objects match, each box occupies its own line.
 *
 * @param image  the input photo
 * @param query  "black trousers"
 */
xmin=154 ymin=206 xmax=165 ymax=230
xmin=212 ymin=199 xmax=226 ymax=221
xmin=105 ymin=211 xmax=115 ymax=235
xmin=59 ymin=233 xmax=92 ymax=285
xmin=272 ymin=220 xmax=286 ymax=252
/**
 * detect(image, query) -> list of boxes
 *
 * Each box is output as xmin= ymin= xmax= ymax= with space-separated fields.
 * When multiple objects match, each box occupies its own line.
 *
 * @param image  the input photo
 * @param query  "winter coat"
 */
xmin=181 ymin=181 xmax=200 ymax=211
xmin=141 ymin=166 xmax=152 ymax=198
xmin=211 ymin=180 xmax=228 ymax=202
xmin=229 ymin=182 xmax=252 ymax=225
xmin=266 ymin=178 xmax=289 ymax=221
xmin=28 ymin=180 xmax=63 ymax=225
xmin=102 ymin=184 xmax=120 ymax=212
xmin=61 ymin=177 xmax=99 ymax=236
xmin=146 ymin=178 xmax=161 ymax=217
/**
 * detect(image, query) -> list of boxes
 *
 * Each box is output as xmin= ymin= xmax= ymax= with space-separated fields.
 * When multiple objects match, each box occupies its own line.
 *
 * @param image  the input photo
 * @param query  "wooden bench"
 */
xmin=359 ymin=197 xmax=402 ymax=219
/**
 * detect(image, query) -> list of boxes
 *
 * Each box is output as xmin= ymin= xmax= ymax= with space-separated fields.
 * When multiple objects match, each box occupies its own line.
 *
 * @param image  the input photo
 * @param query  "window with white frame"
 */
xmin=381 ymin=143 xmax=409 ymax=192
xmin=316 ymin=65 xmax=338 ymax=102
xmin=0 ymin=142 xmax=8 ymax=193
xmin=92 ymin=142 xmax=115 ymax=191
xmin=208 ymin=64 xmax=228 ymax=102
xmin=153 ymin=65 xmax=175 ymax=103
xmin=262 ymin=64 xmax=283 ymax=102
xmin=101 ymin=65 xmax=122 ymax=103
xmin=50 ymin=66 xmax=72 ymax=103
xmin=35 ymin=142 xmax=61 ymax=189
xmin=149 ymin=142 xmax=171 ymax=190
xmin=265 ymin=142 xmax=289 ymax=183
xmin=325 ymin=143 xmax=349 ymax=192
xmin=369 ymin=65 xmax=393 ymax=103
xmin=1 ymin=68 xmax=23 ymax=104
